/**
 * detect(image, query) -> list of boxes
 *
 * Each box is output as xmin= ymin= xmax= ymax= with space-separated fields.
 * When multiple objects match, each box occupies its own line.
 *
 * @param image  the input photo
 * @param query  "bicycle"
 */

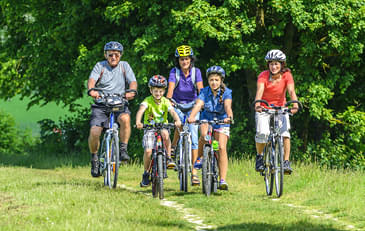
xmin=142 ymin=123 xmax=175 ymax=199
xmin=88 ymin=88 xmax=132 ymax=189
xmin=170 ymin=99 xmax=194 ymax=192
xmin=253 ymin=99 xmax=302 ymax=197
xmin=192 ymin=118 xmax=232 ymax=196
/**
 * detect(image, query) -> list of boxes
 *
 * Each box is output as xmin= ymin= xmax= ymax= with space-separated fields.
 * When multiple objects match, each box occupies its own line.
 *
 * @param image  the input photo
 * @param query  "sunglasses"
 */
xmin=107 ymin=53 xmax=120 ymax=58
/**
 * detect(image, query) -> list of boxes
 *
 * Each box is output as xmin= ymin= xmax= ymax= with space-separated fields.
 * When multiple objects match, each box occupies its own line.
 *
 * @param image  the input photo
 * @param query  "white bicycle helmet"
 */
xmin=265 ymin=49 xmax=286 ymax=62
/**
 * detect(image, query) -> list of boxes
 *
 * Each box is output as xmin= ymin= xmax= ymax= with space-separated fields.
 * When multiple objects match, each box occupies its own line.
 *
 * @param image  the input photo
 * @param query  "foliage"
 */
xmin=0 ymin=110 xmax=35 ymax=154
xmin=0 ymin=0 xmax=364 ymax=168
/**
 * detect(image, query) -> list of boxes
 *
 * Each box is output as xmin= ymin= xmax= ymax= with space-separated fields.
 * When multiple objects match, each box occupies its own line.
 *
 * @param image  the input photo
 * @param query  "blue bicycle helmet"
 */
xmin=104 ymin=41 xmax=123 ymax=52
xmin=148 ymin=75 xmax=167 ymax=88
xmin=206 ymin=66 xmax=226 ymax=79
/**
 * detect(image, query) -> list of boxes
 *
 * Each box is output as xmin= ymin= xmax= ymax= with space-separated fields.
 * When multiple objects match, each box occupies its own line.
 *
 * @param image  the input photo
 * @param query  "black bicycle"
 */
xmin=143 ymin=123 xmax=175 ymax=199
xmin=253 ymin=99 xmax=302 ymax=197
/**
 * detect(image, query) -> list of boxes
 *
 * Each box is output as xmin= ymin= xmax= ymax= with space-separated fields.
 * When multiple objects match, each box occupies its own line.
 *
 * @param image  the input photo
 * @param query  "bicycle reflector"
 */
xmin=204 ymin=135 xmax=211 ymax=142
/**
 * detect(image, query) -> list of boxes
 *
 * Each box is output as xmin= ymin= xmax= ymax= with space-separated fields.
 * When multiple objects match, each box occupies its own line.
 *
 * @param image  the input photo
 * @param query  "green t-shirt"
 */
xmin=141 ymin=96 xmax=172 ymax=125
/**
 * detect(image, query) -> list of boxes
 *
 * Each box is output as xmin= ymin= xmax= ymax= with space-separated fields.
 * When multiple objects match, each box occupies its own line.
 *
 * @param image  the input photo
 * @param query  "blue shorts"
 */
xmin=175 ymin=107 xmax=199 ymax=150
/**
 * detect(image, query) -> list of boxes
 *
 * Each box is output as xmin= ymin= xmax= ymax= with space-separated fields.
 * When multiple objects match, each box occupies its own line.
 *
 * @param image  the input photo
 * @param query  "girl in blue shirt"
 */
xmin=188 ymin=66 xmax=233 ymax=190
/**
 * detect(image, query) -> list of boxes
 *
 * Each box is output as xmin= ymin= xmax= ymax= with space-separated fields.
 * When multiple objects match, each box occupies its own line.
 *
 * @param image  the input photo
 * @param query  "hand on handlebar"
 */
xmin=125 ymin=92 xmax=135 ymax=100
xmin=187 ymin=116 xmax=195 ymax=124
xmin=89 ymin=90 xmax=100 ymax=99
xmin=174 ymin=120 xmax=182 ymax=128
xmin=290 ymin=107 xmax=298 ymax=115
xmin=136 ymin=122 xmax=143 ymax=130
xmin=224 ymin=117 xmax=233 ymax=124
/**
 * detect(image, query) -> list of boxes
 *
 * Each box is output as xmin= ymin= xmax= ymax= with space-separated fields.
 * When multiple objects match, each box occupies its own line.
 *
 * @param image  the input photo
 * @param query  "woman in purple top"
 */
xmin=166 ymin=45 xmax=203 ymax=186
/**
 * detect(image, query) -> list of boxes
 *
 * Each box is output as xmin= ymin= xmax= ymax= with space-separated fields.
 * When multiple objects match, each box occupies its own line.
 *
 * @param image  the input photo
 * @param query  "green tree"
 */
xmin=1 ymin=0 xmax=364 ymax=168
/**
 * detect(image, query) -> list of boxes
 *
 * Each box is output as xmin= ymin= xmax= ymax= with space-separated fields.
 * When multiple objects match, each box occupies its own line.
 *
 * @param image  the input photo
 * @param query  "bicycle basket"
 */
xmin=105 ymin=96 xmax=126 ymax=112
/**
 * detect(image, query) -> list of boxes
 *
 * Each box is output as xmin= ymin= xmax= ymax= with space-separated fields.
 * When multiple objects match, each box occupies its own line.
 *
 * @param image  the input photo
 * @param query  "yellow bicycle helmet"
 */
xmin=175 ymin=45 xmax=194 ymax=57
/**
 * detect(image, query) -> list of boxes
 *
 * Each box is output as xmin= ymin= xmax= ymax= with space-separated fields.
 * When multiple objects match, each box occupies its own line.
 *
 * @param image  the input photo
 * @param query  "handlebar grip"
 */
xmin=252 ymin=99 xmax=269 ymax=108
xmin=285 ymin=100 xmax=303 ymax=110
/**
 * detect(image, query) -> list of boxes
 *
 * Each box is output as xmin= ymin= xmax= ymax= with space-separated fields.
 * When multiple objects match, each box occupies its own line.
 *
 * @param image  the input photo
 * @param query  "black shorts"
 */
xmin=90 ymin=104 xmax=131 ymax=128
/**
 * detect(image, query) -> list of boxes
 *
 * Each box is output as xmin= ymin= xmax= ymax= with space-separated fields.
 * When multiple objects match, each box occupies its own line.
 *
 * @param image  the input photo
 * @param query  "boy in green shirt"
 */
xmin=136 ymin=75 xmax=181 ymax=187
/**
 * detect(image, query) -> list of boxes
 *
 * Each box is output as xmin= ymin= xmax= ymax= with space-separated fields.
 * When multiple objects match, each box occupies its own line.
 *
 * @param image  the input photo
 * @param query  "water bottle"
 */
xmin=212 ymin=140 xmax=219 ymax=151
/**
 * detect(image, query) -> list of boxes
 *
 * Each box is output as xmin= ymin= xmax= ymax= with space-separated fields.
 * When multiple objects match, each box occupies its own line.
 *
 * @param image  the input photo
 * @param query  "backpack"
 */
xmin=174 ymin=67 xmax=197 ymax=89
xmin=95 ymin=62 xmax=127 ymax=88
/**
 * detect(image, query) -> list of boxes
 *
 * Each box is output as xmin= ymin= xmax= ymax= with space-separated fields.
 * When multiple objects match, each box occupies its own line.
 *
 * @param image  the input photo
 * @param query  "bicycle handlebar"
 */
xmin=134 ymin=123 xmax=176 ymax=130
xmin=252 ymin=99 xmax=303 ymax=112
xmin=190 ymin=119 xmax=233 ymax=125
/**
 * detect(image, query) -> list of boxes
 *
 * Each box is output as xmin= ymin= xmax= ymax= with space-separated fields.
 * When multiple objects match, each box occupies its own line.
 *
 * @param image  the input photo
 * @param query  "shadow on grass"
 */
xmin=0 ymin=151 xmax=89 ymax=169
xmin=216 ymin=221 xmax=347 ymax=231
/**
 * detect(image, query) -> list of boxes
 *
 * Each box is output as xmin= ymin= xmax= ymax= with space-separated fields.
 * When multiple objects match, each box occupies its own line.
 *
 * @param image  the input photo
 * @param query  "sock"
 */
xmin=91 ymin=153 xmax=98 ymax=160
xmin=120 ymin=142 xmax=128 ymax=150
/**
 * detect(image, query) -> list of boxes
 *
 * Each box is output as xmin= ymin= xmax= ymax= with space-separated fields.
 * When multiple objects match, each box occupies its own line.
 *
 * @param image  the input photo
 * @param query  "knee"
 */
xmin=89 ymin=127 xmax=101 ymax=139
xmin=119 ymin=114 xmax=130 ymax=125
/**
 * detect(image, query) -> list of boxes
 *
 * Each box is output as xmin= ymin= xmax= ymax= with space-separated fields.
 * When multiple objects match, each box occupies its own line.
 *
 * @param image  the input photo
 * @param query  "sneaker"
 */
xmin=194 ymin=157 xmax=202 ymax=170
xmin=283 ymin=160 xmax=293 ymax=174
xmin=140 ymin=172 xmax=150 ymax=187
xmin=167 ymin=157 xmax=176 ymax=169
xmin=119 ymin=145 xmax=130 ymax=161
xmin=255 ymin=154 xmax=264 ymax=172
xmin=90 ymin=156 xmax=100 ymax=177
xmin=219 ymin=179 xmax=228 ymax=190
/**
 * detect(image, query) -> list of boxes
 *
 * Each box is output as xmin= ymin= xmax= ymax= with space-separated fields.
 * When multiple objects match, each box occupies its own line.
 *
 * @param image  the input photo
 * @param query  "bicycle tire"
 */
xmin=183 ymin=135 xmax=190 ymax=192
xmin=151 ymin=157 xmax=157 ymax=198
xmin=110 ymin=135 xmax=119 ymax=188
xmin=178 ymin=142 xmax=184 ymax=191
xmin=157 ymin=153 xmax=164 ymax=199
xmin=211 ymin=152 xmax=218 ymax=193
xmin=274 ymin=137 xmax=284 ymax=197
xmin=263 ymin=144 xmax=274 ymax=196
xmin=202 ymin=145 xmax=212 ymax=196
xmin=98 ymin=135 xmax=108 ymax=186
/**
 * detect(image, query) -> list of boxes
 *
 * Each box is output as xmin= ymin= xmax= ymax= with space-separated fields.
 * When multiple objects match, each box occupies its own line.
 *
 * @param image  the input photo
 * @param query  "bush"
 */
xmin=0 ymin=110 xmax=36 ymax=155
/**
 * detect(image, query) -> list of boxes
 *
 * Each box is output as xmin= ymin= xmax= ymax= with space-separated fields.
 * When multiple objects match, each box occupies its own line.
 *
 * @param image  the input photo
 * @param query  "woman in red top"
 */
xmin=254 ymin=49 xmax=299 ymax=174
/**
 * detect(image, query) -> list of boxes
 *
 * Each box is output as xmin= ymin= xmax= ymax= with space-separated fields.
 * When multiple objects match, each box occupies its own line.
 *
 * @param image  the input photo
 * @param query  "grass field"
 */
xmin=0 ymin=153 xmax=364 ymax=231
xmin=0 ymin=95 xmax=92 ymax=133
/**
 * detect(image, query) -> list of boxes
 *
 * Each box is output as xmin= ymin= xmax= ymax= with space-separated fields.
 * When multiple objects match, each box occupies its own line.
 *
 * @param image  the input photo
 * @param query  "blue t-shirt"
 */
xmin=168 ymin=67 xmax=203 ymax=104
xmin=198 ymin=86 xmax=232 ymax=127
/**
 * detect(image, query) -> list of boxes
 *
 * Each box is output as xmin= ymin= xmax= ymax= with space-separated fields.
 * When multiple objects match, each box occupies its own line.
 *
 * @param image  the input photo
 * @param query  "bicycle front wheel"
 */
xmin=263 ymin=143 xmax=274 ymax=196
xmin=106 ymin=135 xmax=119 ymax=189
xmin=182 ymin=136 xmax=190 ymax=192
xmin=157 ymin=153 xmax=164 ymax=199
xmin=274 ymin=137 xmax=284 ymax=197
xmin=202 ymin=145 xmax=212 ymax=196
xmin=211 ymin=153 xmax=219 ymax=194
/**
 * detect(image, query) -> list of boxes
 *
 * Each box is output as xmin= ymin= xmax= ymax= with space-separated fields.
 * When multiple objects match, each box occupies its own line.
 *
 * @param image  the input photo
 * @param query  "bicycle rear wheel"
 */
xmin=263 ymin=144 xmax=274 ymax=196
xmin=202 ymin=145 xmax=212 ymax=196
xmin=274 ymin=138 xmax=284 ymax=197
xmin=157 ymin=153 xmax=164 ymax=199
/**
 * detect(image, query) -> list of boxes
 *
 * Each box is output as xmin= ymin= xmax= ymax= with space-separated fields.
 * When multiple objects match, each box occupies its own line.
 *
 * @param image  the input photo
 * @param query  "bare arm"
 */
xmin=169 ymin=108 xmax=181 ymax=127
xmin=287 ymin=83 xmax=299 ymax=113
xmin=125 ymin=81 xmax=138 ymax=100
xmin=166 ymin=82 xmax=175 ymax=99
xmin=188 ymin=99 xmax=204 ymax=123
xmin=224 ymin=99 xmax=233 ymax=123
xmin=254 ymin=82 xmax=265 ymax=112
xmin=196 ymin=81 xmax=204 ymax=95
xmin=135 ymin=105 xmax=147 ymax=129
xmin=87 ymin=78 xmax=99 ymax=98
